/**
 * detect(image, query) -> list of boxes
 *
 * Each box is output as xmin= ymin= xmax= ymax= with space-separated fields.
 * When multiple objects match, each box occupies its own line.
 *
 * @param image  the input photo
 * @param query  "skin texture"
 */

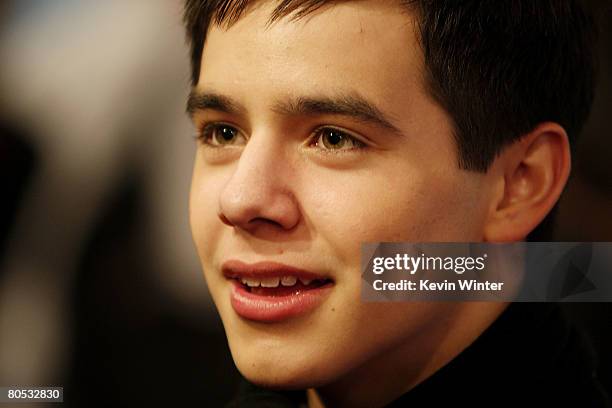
xmin=188 ymin=1 xmax=570 ymax=406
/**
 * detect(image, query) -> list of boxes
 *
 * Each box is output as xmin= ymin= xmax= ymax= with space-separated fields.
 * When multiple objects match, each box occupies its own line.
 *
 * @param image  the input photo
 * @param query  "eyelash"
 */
xmin=195 ymin=122 xmax=367 ymax=153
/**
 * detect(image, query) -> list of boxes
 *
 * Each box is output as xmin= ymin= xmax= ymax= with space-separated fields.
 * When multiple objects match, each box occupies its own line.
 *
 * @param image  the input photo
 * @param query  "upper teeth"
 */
xmin=243 ymin=278 xmax=260 ymax=287
xmin=261 ymin=277 xmax=280 ymax=287
xmin=281 ymin=276 xmax=297 ymax=286
xmin=240 ymin=276 xmax=314 ymax=287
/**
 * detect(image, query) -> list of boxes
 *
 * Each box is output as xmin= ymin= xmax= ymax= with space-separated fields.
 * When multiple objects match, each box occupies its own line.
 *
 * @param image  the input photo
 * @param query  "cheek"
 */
xmin=189 ymin=157 xmax=227 ymax=263
xmin=300 ymin=164 xmax=484 ymax=262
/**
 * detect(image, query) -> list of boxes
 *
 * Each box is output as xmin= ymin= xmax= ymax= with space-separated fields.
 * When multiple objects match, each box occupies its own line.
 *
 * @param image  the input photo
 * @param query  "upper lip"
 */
xmin=221 ymin=260 xmax=331 ymax=281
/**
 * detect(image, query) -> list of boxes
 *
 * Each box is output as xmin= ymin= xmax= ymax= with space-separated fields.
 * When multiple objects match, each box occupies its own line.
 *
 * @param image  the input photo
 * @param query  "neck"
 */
xmin=307 ymin=302 xmax=509 ymax=408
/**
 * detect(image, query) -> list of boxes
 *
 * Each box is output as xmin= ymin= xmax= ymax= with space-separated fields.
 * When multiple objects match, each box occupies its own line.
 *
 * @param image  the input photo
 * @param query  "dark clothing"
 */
xmin=227 ymin=303 xmax=610 ymax=407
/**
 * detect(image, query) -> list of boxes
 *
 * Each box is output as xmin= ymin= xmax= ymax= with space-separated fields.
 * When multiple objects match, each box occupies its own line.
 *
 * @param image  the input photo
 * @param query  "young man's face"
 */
xmin=190 ymin=0 xmax=495 ymax=388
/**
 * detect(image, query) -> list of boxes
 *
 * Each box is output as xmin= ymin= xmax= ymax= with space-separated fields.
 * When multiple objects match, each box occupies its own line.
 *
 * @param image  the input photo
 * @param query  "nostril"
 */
xmin=250 ymin=217 xmax=284 ymax=229
xmin=218 ymin=213 xmax=235 ymax=227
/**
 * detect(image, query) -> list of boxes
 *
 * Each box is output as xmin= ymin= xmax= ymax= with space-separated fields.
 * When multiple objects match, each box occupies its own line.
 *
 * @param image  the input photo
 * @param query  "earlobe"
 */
xmin=483 ymin=123 xmax=571 ymax=242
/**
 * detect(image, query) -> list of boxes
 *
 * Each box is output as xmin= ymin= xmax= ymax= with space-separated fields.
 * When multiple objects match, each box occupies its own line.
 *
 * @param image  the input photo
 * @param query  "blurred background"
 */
xmin=0 ymin=0 xmax=610 ymax=406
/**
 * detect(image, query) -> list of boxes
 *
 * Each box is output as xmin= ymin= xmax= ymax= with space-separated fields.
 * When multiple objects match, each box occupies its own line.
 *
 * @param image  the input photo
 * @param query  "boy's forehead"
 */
xmin=198 ymin=0 xmax=424 ymax=114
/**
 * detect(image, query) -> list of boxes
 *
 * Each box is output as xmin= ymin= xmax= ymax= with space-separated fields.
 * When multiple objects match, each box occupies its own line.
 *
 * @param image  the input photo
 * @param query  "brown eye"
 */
xmin=213 ymin=125 xmax=238 ymax=145
xmin=314 ymin=127 xmax=365 ymax=151
xmin=200 ymin=123 xmax=246 ymax=147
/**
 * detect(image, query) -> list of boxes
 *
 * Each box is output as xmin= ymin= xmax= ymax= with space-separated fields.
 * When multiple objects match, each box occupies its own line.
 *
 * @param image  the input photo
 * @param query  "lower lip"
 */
xmin=229 ymin=280 xmax=333 ymax=323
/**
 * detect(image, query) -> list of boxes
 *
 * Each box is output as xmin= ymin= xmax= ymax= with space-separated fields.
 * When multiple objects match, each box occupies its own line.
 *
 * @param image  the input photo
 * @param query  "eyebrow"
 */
xmin=273 ymin=94 xmax=402 ymax=135
xmin=187 ymin=91 xmax=246 ymax=116
xmin=187 ymin=90 xmax=402 ymax=135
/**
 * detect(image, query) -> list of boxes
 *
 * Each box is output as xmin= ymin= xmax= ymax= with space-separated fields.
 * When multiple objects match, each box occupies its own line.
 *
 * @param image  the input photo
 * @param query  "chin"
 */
xmin=236 ymin=361 xmax=333 ymax=391
xmin=228 ymin=338 xmax=344 ymax=390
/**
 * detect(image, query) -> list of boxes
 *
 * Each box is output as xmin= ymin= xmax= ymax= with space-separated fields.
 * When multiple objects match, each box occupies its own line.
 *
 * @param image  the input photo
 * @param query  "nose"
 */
xmin=218 ymin=135 xmax=300 ymax=234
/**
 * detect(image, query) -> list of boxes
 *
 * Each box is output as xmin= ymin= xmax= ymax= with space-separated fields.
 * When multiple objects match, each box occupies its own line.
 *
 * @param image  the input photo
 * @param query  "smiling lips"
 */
xmin=222 ymin=260 xmax=334 ymax=322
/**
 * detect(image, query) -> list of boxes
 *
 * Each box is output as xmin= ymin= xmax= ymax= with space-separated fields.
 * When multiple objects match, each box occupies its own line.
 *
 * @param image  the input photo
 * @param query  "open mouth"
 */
xmin=222 ymin=260 xmax=335 ymax=322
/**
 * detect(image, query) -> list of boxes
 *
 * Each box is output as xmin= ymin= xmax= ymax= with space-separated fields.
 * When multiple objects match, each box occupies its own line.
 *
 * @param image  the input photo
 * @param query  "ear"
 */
xmin=483 ymin=123 xmax=571 ymax=242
